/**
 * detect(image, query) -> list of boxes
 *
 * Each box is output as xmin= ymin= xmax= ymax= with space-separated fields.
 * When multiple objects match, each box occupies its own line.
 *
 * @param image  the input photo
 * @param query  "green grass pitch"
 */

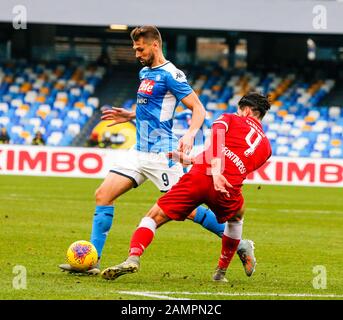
xmin=0 ymin=175 xmax=342 ymax=300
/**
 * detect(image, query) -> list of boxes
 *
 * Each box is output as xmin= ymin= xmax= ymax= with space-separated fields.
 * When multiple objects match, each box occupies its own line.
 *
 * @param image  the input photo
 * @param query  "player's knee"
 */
xmin=94 ymin=187 xmax=103 ymax=203
xmin=95 ymin=186 xmax=112 ymax=205
xmin=228 ymin=206 xmax=245 ymax=222
xmin=186 ymin=209 xmax=196 ymax=221
xmin=224 ymin=218 xmax=243 ymax=239
xmin=146 ymin=204 xmax=170 ymax=228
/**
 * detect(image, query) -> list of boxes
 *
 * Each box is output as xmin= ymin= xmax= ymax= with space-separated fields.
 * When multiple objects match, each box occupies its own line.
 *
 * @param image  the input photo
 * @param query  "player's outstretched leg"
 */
xmin=192 ymin=206 xmax=224 ymax=237
xmin=59 ymin=173 xmax=134 ymax=275
xmin=191 ymin=207 xmax=256 ymax=276
xmin=213 ymin=221 xmax=241 ymax=282
xmin=58 ymin=205 xmax=114 ymax=274
xmin=102 ymin=216 xmax=157 ymax=281
xmin=89 ymin=205 xmax=115 ymax=259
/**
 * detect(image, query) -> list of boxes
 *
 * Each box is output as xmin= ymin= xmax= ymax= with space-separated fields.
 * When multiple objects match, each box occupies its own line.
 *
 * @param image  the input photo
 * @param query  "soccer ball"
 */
xmin=66 ymin=240 xmax=98 ymax=271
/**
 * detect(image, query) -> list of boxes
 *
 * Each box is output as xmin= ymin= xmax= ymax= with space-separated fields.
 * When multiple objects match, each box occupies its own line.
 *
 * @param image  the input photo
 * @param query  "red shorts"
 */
xmin=157 ymin=171 xmax=244 ymax=223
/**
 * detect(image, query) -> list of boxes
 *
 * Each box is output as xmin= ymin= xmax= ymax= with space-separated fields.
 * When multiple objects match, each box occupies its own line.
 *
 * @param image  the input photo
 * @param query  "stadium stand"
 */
xmin=0 ymin=60 xmax=105 ymax=146
xmin=0 ymin=58 xmax=341 ymax=159
xmin=121 ymin=64 xmax=343 ymax=159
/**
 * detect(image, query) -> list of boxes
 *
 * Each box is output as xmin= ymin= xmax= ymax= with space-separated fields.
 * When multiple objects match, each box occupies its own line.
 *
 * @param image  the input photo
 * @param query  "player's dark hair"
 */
xmin=130 ymin=26 xmax=162 ymax=46
xmin=238 ymin=92 xmax=271 ymax=119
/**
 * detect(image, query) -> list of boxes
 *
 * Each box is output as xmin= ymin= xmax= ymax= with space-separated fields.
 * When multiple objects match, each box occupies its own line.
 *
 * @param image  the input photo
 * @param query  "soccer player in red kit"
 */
xmin=101 ymin=92 xmax=272 ymax=282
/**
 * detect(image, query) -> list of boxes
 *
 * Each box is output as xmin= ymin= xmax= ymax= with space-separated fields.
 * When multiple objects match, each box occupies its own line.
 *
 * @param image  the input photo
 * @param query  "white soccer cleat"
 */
xmin=237 ymin=239 xmax=257 ymax=277
xmin=58 ymin=263 xmax=100 ymax=275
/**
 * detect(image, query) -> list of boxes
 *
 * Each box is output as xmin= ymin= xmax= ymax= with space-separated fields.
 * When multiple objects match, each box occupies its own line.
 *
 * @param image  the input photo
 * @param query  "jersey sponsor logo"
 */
xmin=138 ymin=79 xmax=155 ymax=95
xmin=137 ymin=97 xmax=148 ymax=104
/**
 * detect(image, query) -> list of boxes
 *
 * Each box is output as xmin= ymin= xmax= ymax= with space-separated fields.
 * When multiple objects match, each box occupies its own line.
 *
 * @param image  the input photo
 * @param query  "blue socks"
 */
xmin=89 ymin=205 xmax=224 ymax=260
xmin=90 ymin=205 xmax=114 ymax=258
xmin=193 ymin=206 xmax=225 ymax=238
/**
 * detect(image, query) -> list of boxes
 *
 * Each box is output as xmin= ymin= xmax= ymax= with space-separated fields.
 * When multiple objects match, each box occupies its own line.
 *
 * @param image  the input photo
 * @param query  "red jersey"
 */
xmin=191 ymin=113 xmax=272 ymax=187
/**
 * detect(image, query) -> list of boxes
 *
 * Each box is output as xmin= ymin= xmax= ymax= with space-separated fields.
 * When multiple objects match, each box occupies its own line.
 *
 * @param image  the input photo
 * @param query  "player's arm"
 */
xmin=210 ymin=158 xmax=232 ymax=197
xmin=210 ymin=121 xmax=233 ymax=196
xmin=101 ymin=107 xmax=136 ymax=127
xmin=179 ymin=91 xmax=206 ymax=154
xmin=167 ymin=150 xmax=194 ymax=167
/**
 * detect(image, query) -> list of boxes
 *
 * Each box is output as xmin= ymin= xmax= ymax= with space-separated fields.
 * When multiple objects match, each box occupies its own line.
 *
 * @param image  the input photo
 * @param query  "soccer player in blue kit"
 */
xmin=59 ymin=26 xmax=256 ymax=276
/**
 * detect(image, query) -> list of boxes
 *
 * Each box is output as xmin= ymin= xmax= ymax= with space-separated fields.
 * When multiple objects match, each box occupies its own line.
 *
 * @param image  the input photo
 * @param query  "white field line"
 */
xmin=117 ymin=291 xmax=191 ymax=300
xmin=116 ymin=290 xmax=343 ymax=299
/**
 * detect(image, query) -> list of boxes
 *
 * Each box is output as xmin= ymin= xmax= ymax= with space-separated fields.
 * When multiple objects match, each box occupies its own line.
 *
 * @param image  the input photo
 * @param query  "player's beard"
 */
xmin=138 ymin=52 xmax=154 ymax=67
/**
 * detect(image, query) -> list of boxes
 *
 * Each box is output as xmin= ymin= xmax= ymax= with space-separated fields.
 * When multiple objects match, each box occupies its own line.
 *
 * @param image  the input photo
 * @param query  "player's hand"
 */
xmin=212 ymin=174 xmax=233 ymax=197
xmin=178 ymin=131 xmax=195 ymax=154
xmin=167 ymin=150 xmax=194 ymax=167
xmin=101 ymin=107 xmax=135 ymax=127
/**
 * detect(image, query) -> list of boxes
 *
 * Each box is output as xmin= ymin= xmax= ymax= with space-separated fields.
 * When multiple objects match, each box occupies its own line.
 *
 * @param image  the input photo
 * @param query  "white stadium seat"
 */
xmin=0 ymin=102 xmax=9 ymax=113
xmin=0 ymin=116 xmax=10 ymax=126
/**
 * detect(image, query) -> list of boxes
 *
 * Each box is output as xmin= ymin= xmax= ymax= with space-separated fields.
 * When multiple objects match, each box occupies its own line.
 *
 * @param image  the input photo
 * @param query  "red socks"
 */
xmin=129 ymin=227 xmax=155 ymax=256
xmin=129 ymin=222 xmax=239 ymax=273
xmin=218 ymin=235 xmax=240 ymax=269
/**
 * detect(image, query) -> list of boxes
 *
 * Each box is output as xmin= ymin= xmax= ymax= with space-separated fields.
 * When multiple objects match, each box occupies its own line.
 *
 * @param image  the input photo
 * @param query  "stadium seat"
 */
xmin=0 ymin=61 xmax=105 ymax=146
xmin=67 ymin=123 xmax=81 ymax=136
xmin=0 ymin=116 xmax=10 ymax=127
xmin=47 ymin=131 xmax=63 ymax=146
xmin=330 ymin=148 xmax=343 ymax=158
xmin=0 ymin=102 xmax=9 ymax=113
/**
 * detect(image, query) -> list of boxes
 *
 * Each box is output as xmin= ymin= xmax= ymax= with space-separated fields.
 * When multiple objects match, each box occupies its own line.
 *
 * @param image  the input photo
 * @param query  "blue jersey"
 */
xmin=135 ymin=61 xmax=193 ymax=153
